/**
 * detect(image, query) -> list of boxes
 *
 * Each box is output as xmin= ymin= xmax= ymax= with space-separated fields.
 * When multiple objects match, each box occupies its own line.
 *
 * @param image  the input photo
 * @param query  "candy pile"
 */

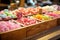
xmin=17 ymin=17 xmax=38 ymax=26
xmin=0 ymin=20 xmax=22 ymax=32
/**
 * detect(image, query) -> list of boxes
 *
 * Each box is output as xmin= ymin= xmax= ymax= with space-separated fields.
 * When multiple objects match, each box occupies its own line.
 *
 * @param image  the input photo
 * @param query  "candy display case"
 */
xmin=0 ymin=19 xmax=57 ymax=40
xmin=0 ymin=5 xmax=60 ymax=40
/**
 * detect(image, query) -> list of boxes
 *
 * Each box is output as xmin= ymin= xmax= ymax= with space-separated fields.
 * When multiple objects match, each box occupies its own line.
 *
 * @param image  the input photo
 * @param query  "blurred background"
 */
xmin=0 ymin=0 xmax=60 ymax=10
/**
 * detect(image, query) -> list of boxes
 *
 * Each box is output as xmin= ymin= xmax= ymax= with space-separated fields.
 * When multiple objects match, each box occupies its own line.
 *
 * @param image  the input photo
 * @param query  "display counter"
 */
xmin=0 ymin=18 xmax=59 ymax=40
xmin=0 ymin=5 xmax=60 ymax=40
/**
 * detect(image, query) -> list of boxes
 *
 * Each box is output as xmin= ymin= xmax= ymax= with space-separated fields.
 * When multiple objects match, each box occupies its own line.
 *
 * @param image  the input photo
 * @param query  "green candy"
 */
xmin=42 ymin=15 xmax=50 ymax=20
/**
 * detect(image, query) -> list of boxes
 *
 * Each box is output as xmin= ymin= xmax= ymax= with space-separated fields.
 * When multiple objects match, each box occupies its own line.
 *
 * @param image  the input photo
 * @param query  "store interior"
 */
xmin=0 ymin=0 xmax=60 ymax=40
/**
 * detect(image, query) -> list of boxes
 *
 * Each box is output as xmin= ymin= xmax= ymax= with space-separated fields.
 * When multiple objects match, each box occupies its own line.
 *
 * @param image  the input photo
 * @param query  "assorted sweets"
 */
xmin=0 ymin=9 xmax=17 ymax=20
xmin=16 ymin=17 xmax=39 ymax=26
xmin=12 ymin=7 xmax=42 ymax=16
xmin=46 ymin=12 xmax=59 ymax=18
xmin=0 ymin=5 xmax=60 ymax=33
xmin=0 ymin=20 xmax=23 ymax=32
xmin=31 ymin=14 xmax=52 ymax=21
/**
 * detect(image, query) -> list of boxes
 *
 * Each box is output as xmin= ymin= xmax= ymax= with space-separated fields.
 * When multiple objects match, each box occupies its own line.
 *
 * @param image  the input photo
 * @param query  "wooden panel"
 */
xmin=46 ymin=19 xmax=57 ymax=30
xmin=0 ymin=28 xmax=26 ymax=40
xmin=26 ymin=23 xmax=40 ymax=37
xmin=26 ymin=19 xmax=57 ymax=37
xmin=26 ymin=22 xmax=48 ymax=37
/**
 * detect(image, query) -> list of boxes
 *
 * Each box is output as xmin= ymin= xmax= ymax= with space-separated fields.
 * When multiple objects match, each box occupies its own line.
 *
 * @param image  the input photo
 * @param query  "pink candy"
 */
xmin=0 ymin=21 xmax=20 ymax=33
xmin=46 ymin=12 xmax=59 ymax=18
xmin=17 ymin=17 xmax=37 ymax=26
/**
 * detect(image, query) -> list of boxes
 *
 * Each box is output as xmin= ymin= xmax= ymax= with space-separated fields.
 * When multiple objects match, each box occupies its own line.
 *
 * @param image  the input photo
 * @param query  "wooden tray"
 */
xmin=26 ymin=19 xmax=57 ymax=38
xmin=0 ymin=19 xmax=58 ymax=40
xmin=0 ymin=27 xmax=26 ymax=40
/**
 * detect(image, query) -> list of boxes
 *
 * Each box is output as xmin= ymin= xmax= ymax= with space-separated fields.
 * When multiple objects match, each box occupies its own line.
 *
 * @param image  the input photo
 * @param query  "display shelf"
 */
xmin=0 ymin=18 xmax=58 ymax=40
xmin=0 ymin=4 xmax=60 ymax=40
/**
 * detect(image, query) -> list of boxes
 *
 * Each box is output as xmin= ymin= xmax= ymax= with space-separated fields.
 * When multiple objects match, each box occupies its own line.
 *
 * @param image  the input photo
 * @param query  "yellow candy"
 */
xmin=33 ymin=14 xmax=43 ymax=20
